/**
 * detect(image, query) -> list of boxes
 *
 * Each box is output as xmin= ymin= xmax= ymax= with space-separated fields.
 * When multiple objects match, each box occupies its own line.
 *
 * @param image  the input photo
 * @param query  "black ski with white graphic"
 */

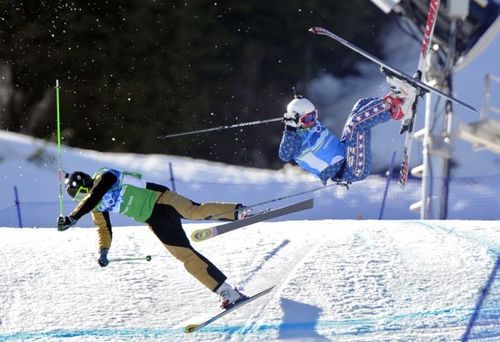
xmin=184 ymin=285 xmax=276 ymax=333
xmin=191 ymin=198 xmax=314 ymax=242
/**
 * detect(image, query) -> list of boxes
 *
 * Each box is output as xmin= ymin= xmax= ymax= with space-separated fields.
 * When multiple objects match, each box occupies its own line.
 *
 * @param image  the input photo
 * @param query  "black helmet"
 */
xmin=65 ymin=171 xmax=93 ymax=199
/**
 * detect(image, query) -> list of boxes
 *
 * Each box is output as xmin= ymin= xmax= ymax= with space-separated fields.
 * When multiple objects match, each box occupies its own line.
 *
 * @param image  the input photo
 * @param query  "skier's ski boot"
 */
xmin=217 ymin=283 xmax=249 ymax=310
xmin=384 ymin=76 xmax=418 ymax=121
xmin=381 ymin=67 xmax=418 ymax=123
xmin=237 ymin=206 xmax=253 ymax=220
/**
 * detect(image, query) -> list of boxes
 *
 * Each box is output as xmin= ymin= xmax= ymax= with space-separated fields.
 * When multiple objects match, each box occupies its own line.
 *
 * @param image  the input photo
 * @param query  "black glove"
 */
xmin=98 ymin=248 xmax=109 ymax=267
xmin=57 ymin=215 xmax=77 ymax=231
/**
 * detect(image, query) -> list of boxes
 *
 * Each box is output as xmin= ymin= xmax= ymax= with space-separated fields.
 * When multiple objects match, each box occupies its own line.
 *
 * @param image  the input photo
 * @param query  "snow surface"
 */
xmin=0 ymin=221 xmax=498 ymax=341
xmin=0 ymin=131 xmax=499 ymax=341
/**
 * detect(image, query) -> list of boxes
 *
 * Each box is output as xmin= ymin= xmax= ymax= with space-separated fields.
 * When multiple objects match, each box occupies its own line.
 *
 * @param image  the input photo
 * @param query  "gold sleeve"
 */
xmin=92 ymin=210 xmax=112 ymax=251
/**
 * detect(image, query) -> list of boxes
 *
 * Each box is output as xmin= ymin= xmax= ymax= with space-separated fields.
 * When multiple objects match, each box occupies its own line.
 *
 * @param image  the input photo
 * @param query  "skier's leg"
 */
xmin=342 ymin=129 xmax=372 ymax=182
xmin=156 ymin=190 xmax=239 ymax=221
xmin=341 ymin=97 xmax=391 ymax=142
xmin=147 ymin=204 xmax=227 ymax=291
xmin=339 ymin=97 xmax=388 ymax=182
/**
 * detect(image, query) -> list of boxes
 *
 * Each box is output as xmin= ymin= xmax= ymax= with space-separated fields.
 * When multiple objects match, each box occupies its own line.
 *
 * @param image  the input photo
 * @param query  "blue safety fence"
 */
xmin=1 ymin=173 xmax=500 ymax=228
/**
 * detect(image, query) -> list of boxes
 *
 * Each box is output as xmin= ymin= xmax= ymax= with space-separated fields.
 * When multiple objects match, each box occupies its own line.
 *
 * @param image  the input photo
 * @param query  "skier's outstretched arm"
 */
xmin=69 ymin=172 xmax=117 ymax=220
xmin=279 ymin=129 xmax=302 ymax=162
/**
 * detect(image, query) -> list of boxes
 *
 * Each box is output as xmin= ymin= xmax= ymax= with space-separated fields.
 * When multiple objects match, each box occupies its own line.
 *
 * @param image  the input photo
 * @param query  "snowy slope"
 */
xmin=2 ymin=129 xmax=500 ymax=227
xmin=0 ymin=220 xmax=498 ymax=341
xmin=0 ymin=131 xmax=499 ymax=341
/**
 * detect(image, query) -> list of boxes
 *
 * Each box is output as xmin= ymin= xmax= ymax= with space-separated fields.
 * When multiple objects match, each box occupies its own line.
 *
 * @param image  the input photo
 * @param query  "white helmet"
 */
xmin=286 ymin=97 xmax=318 ymax=128
xmin=286 ymin=97 xmax=316 ymax=116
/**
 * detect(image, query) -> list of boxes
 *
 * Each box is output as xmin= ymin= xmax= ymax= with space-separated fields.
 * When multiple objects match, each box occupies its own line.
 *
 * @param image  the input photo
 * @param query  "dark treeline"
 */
xmin=0 ymin=1 xmax=387 ymax=168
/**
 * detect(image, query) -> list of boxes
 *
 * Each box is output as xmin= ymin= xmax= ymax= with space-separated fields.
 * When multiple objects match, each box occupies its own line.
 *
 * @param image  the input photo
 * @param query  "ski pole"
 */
xmin=55 ymin=79 xmax=64 ymax=218
xmin=108 ymin=255 xmax=152 ymax=263
xmin=247 ymin=182 xmax=341 ymax=209
xmin=157 ymin=117 xmax=282 ymax=139
xmin=207 ymin=181 xmax=343 ymax=220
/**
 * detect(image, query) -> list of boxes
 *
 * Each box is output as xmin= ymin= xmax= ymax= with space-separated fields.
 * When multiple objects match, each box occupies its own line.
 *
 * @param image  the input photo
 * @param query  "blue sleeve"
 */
xmin=350 ymin=97 xmax=380 ymax=113
xmin=279 ymin=130 xmax=303 ymax=162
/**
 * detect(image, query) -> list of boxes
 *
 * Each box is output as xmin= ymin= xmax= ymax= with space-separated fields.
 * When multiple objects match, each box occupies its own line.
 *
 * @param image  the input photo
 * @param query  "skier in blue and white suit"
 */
xmin=279 ymin=74 xmax=417 ymax=185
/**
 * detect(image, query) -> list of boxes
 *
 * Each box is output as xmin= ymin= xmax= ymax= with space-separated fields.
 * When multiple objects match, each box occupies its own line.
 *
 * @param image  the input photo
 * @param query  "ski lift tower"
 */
xmin=371 ymin=0 xmax=499 ymax=219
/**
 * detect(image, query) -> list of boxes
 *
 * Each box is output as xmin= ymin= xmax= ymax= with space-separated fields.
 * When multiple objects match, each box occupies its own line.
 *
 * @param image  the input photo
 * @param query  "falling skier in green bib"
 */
xmin=57 ymin=167 xmax=250 ymax=309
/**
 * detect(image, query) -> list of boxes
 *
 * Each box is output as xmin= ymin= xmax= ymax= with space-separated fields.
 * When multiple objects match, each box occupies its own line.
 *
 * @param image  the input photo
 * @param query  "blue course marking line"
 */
xmin=3 ymin=306 xmax=498 ymax=340
xmin=412 ymin=221 xmax=500 ymax=342
xmin=0 ymin=327 xmax=182 ymax=341
xmin=415 ymin=221 xmax=499 ymax=256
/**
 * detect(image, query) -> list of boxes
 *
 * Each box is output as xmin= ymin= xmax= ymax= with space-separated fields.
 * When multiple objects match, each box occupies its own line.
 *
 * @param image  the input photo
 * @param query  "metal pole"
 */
xmin=420 ymin=91 xmax=433 ymax=219
xmin=378 ymin=151 xmax=396 ymax=220
xmin=480 ymin=74 xmax=491 ymax=121
xmin=169 ymin=162 xmax=176 ymax=192
xmin=440 ymin=84 xmax=453 ymax=220
xmin=14 ymin=186 xmax=23 ymax=228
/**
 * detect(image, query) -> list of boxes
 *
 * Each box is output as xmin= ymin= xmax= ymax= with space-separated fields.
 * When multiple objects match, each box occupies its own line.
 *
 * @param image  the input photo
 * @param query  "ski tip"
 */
xmin=184 ymin=324 xmax=200 ymax=333
xmin=191 ymin=228 xmax=214 ymax=242
xmin=309 ymin=26 xmax=321 ymax=34
xmin=261 ymin=285 xmax=277 ymax=294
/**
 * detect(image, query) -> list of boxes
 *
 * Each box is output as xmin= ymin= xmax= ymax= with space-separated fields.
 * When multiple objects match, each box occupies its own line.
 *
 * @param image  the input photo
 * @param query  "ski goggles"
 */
xmin=298 ymin=110 xmax=318 ymax=128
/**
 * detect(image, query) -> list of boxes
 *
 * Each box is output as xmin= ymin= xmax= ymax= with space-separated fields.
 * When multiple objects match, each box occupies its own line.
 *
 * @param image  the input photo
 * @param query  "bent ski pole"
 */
xmin=157 ymin=117 xmax=282 ymax=139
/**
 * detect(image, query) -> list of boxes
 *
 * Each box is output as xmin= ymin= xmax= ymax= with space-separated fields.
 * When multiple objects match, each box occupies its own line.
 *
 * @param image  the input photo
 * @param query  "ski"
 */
xmin=398 ymin=0 xmax=440 ymax=187
xmin=184 ymin=285 xmax=276 ymax=333
xmin=191 ymin=198 xmax=314 ymax=242
xmin=308 ymin=23 xmax=475 ymax=113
